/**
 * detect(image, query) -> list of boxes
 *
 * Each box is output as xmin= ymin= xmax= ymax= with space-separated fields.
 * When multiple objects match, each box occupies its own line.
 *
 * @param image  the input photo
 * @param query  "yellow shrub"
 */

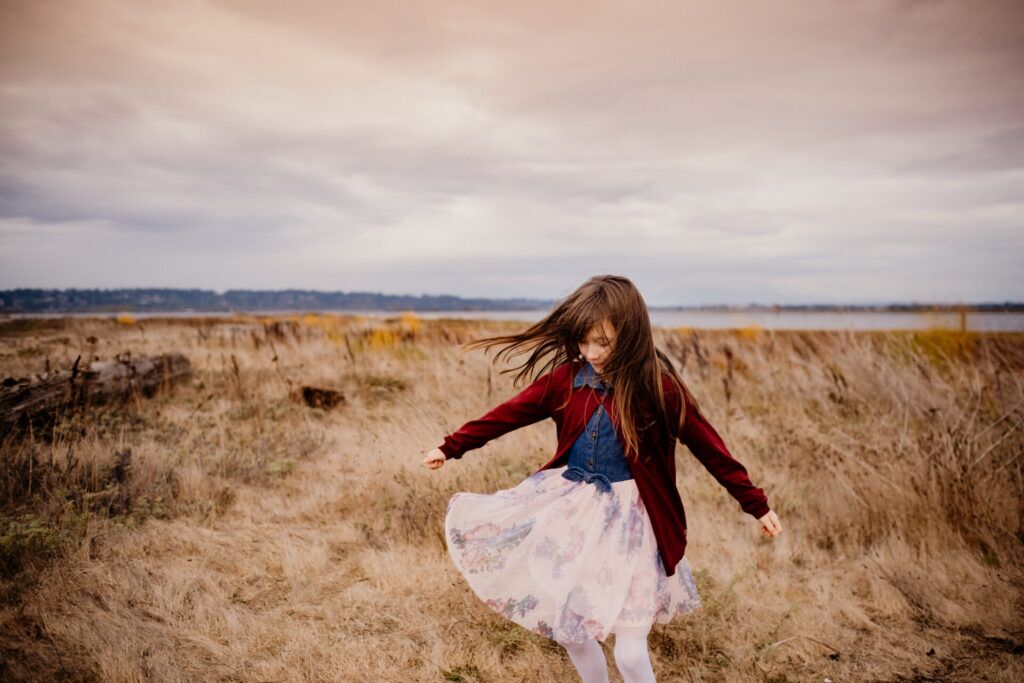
xmin=912 ymin=328 xmax=978 ymax=366
xmin=296 ymin=313 xmax=353 ymax=346
xmin=368 ymin=327 xmax=397 ymax=349
xmin=734 ymin=325 xmax=763 ymax=341
xmin=399 ymin=311 xmax=421 ymax=337
xmin=301 ymin=313 xmax=324 ymax=328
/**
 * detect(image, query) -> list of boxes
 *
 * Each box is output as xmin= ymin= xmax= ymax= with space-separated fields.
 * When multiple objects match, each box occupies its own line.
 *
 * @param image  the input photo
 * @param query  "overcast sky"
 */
xmin=1 ymin=0 xmax=1021 ymax=306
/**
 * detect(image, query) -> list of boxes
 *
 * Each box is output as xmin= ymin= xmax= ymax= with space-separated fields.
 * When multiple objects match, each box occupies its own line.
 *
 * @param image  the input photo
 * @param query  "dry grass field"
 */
xmin=0 ymin=314 xmax=1022 ymax=682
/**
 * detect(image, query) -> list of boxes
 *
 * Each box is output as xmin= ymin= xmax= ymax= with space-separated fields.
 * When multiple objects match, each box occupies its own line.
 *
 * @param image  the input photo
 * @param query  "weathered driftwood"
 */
xmin=1 ymin=352 xmax=193 ymax=433
xmin=293 ymin=385 xmax=345 ymax=410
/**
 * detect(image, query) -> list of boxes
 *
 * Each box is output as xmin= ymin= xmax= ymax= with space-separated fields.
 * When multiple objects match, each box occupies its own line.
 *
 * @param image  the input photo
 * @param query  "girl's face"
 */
xmin=578 ymin=318 xmax=616 ymax=373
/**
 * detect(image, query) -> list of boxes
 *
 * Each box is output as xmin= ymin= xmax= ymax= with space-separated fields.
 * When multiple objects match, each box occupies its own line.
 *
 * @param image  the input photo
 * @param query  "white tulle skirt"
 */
xmin=444 ymin=464 xmax=702 ymax=644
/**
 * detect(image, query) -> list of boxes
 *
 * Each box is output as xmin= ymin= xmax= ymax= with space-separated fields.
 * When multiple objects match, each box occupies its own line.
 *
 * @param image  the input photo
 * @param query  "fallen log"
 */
xmin=292 ymin=385 xmax=345 ymax=410
xmin=1 ymin=352 xmax=193 ymax=435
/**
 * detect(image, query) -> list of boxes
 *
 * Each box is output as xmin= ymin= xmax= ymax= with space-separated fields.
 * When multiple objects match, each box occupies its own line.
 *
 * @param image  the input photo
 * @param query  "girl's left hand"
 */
xmin=758 ymin=510 xmax=782 ymax=537
xmin=421 ymin=448 xmax=447 ymax=470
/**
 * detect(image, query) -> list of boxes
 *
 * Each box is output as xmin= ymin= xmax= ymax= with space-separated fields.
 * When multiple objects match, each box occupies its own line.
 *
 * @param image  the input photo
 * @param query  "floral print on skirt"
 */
xmin=445 ymin=465 xmax=702 ymax=644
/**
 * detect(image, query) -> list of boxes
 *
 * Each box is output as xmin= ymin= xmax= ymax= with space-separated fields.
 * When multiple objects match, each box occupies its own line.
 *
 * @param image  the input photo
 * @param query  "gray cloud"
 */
xmin=1 ymin=0 xmax=1022 ymax=304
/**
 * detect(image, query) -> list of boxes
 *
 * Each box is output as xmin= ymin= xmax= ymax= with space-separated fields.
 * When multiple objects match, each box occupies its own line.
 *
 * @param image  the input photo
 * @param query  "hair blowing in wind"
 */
xmin=461 ymin=275 xmax=702 ymax=461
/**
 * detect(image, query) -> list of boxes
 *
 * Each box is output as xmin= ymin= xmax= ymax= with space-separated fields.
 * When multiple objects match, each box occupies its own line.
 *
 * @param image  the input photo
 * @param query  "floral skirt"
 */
xmin=444 ymin=465 xmax=702 ymax=644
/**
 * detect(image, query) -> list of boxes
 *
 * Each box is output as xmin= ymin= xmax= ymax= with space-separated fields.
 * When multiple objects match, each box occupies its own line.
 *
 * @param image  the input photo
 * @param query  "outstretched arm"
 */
xmin=438 ymin=369 xmax=559 ymax=460
xmin=678 ymin=390 xmax=771 ymax=519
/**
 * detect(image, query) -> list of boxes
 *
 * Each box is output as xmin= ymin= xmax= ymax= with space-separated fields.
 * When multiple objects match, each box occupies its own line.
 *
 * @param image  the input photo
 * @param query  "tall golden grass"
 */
xmin=0 ymin=315 xmax=1021 ymax=681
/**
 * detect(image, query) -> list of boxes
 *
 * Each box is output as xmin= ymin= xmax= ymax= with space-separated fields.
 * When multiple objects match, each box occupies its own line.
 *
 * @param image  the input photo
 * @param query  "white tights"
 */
xmin=557 ymin=625 xmax=656 ymax=683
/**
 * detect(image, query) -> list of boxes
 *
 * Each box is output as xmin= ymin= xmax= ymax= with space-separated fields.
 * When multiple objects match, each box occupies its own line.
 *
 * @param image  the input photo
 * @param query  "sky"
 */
xmin=1 ymin=0 xmax=1022 ymax=306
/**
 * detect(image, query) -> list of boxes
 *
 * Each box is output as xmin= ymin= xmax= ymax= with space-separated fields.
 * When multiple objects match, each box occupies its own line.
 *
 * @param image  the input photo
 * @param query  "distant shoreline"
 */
xmin=2 ymin=304 xmax=1022 ymax=315
xmin=1 ymin=287 xmax=1020 ymax=315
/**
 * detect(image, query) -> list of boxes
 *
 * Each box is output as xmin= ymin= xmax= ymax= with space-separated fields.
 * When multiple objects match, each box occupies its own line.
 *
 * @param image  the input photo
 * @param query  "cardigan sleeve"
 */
xmin=678 ymin=390 xmax=771 ymax=519
xmin=438 ymin=368 xmax=559 ymax=460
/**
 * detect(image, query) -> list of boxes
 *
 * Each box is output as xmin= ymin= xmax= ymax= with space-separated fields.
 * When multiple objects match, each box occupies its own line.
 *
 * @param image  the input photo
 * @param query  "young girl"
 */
xmin=422 ymin=275 xmax=782 ymax=683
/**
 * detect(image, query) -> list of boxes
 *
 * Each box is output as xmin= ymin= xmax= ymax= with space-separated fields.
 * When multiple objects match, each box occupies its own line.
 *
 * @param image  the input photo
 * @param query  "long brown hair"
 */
xmin=461 ymin=274 xmax=701 ymax=461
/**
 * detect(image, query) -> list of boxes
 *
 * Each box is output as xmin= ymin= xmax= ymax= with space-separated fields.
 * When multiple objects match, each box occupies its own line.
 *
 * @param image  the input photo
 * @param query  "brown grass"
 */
xmin=0 ymin=314 xmax=1022 ymax=682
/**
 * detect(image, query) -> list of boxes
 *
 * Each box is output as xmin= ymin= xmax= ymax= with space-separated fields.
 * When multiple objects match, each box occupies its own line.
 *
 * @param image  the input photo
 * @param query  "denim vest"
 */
xmin=561 ymin=361 xmax=633 ymax=493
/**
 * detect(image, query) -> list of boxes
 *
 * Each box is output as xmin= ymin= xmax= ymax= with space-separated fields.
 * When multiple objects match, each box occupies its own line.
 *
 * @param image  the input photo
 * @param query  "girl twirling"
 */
xmin=422 ymin=275 xmax=782 ymax=683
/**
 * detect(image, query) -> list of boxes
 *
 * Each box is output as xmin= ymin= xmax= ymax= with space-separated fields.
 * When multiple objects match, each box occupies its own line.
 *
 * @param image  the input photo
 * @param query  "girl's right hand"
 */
xmin=758 ymin=509 xmax=782 ymax=536
xmin=422 ymin=448 xmax=446 ymax=470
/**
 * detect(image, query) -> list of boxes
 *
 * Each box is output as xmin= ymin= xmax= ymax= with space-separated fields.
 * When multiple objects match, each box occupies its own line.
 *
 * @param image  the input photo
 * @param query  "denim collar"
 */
xmin=573 ymin=360 xmax=611 ymax=391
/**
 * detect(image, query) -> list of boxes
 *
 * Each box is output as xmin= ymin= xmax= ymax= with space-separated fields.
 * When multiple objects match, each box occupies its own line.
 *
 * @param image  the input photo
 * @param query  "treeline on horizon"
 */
xmin=0 ymin=288 xmax=1020 ymax=314
xmin=0 ymin=288 xmax=554 ymax=313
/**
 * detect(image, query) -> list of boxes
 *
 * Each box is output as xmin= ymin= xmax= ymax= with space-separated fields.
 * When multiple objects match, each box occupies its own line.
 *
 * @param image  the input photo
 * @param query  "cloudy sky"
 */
xmin=1 ymin=0 xmax=1021 ymax=306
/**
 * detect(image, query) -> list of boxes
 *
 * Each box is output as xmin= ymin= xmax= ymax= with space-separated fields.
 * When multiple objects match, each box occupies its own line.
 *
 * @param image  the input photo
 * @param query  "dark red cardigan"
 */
xmin=438 ymin=359 xmax=771 ymax=576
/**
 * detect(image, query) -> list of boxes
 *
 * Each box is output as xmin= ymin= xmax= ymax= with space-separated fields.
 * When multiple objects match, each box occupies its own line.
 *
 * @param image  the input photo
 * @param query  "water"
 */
xmin=3 ymin=308 xmax=1022 ymax=331
xmin=406 ymin=309 xmax=1024 ymax=331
